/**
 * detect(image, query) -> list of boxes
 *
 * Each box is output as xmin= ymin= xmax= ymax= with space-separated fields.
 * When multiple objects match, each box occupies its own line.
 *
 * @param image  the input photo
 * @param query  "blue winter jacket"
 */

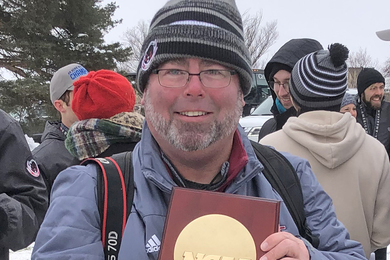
xmin=32 ymin=123 xmax=365 ymax=260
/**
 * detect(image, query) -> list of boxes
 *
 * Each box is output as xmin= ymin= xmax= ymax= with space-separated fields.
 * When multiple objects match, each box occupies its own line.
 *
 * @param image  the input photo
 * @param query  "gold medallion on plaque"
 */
xmin=174 ymin=214 xmax=256 ymax=260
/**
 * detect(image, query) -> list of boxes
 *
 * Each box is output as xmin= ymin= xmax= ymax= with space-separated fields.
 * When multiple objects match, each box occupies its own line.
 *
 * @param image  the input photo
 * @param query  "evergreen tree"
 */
xmin=0 ymin=0 xmax=132 ymax=137
xmin=0 ymin=77 xmax=56 ymax=136
xmin=0 ymin=0 xmax=131 ymax=78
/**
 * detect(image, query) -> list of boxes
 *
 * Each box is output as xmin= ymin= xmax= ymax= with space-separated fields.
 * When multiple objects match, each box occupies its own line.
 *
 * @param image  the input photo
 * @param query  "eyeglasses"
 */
xmin=268 ymin=80 xmax=290 ymax=92
xmin=151 ymin=69 xmax=237 ymax=88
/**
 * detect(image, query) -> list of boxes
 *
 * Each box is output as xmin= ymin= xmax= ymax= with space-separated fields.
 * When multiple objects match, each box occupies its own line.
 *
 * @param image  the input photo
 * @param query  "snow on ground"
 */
xmin=10 ymin=243 xmax=34 ymax=260
xmin=25 ymin=134 xmax=39 ymax=151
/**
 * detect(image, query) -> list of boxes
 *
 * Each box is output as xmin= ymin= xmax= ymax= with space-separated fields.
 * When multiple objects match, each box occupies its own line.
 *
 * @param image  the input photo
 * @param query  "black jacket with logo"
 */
xmin=0 ymin=109 xmax=48 ymax=259
xmin=32 ymin=121 xmax=80 ymax=194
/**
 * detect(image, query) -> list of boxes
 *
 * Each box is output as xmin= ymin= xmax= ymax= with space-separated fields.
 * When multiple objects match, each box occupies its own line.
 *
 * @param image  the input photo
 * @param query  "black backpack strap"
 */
xmin=110 ymin=151 xmax=134 ymax=220
xmin=250 ymin=141 xmax=319 ymax=248
xmin=81 ymin=151 xmax=134 ymax=259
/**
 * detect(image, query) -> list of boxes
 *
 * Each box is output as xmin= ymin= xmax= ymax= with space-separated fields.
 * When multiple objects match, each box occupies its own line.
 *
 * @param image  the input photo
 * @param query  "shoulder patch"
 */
xmin=26 ymin=159 xmax=40 ymax=177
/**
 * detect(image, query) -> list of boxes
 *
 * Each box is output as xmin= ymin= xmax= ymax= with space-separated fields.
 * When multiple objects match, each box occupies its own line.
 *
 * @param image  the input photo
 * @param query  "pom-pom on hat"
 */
xmin=136 ymin=0 xmax=253 ymax=96
xmin=72 ymin=70 xmax=136 ymax=120
xmin=356 ymin=68 xmax=385 ymax=96
xmin=290 ymin=43 xmax=349 ymax=113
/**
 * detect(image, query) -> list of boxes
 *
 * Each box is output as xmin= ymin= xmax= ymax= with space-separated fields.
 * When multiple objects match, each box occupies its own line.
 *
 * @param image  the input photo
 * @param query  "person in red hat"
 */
xmin=65 ymin=69 xmax=144 ymax=160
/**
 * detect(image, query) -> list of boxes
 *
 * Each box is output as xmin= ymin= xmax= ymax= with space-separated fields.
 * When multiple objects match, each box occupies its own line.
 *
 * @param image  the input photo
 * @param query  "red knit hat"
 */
xmin=72 ymin=70 xmax=136 ymax=120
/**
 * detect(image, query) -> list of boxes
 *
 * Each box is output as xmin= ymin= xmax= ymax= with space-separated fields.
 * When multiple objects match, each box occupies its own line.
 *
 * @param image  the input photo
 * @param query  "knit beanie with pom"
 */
xmin=289 ymin=43 xmax=349 ymax=113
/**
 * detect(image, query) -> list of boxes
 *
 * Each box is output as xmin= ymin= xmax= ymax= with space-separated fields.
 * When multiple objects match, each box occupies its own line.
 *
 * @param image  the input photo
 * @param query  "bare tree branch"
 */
xmin=118 ymin=20 xmax=149 ymax=73
xmin=347 ymin=48 xmax=379 ymax=88
xmin=242 ymin=11 xmax=278 ymax=68
xmin=383 ymin=58 xmax=390 ymax=78
xmin=347 ymin=48 xmax=377 ymax=68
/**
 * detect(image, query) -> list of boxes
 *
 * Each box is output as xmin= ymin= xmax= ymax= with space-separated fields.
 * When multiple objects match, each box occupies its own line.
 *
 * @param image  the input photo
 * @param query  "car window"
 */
xmin=250 ymin=97 xmax=273 ymax=116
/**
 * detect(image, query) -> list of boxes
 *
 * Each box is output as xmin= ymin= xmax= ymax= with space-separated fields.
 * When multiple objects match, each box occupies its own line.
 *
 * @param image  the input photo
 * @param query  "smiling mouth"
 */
xmin=178 ymin=111 xmax=209 ymax=117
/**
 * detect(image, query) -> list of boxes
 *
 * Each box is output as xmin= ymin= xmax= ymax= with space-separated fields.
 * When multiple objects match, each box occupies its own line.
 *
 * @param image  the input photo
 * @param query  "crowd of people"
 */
xmin=2 ymin=1 xmax=390 ymax=260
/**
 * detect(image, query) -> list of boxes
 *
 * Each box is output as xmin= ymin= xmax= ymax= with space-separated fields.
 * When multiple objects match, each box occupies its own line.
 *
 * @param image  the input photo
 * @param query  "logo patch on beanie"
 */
xmin=141 ymin=40 xmax=158 ymax=71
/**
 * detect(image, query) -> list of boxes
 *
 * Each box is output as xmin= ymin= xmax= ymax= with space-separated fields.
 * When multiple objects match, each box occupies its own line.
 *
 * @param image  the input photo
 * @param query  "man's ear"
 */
xmin=141 ymin=89 xmax=147 ymax=105
xmin=291 ymin=98 xmax=300 ymax=113
xmin=53 ymin=100 xmax=66 ymax=113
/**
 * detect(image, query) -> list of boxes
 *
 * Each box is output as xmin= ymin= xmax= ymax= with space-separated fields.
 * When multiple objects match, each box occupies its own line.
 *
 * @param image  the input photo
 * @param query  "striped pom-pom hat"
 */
xmin=136 ymin=0 xmax=253 ymax=96
xmin=289 ymin=43 xmax=349 ymax=113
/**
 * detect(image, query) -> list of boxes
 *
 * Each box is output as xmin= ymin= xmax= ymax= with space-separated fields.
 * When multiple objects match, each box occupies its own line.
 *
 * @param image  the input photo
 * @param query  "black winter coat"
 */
xmin=0 ymin=110 xmax=48 ymax=260
xmin=32 ymin=121 xmax=80 ymax=195
xmin=356 ymin=100 xmax=390 ymax=158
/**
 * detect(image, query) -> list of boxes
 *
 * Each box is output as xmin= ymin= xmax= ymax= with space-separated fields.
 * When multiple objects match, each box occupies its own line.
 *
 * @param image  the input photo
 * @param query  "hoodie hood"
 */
xmin=282 ymin=111 xmax=366 ymax=169
xmin=264 ymin=38 xmax=323 ymax=115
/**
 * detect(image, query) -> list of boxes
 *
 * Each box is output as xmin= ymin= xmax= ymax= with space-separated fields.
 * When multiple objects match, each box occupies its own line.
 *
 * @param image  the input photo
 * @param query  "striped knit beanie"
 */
xmin=136 ymin=0 xmax=252 ymax=96
xmin=290 ymin=43 xmax=349 ymax=112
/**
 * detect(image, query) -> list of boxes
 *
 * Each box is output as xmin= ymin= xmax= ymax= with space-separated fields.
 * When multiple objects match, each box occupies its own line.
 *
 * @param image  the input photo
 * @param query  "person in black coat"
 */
xmin=33 ymin=64 xmax=88 ymax=194
xmin=0 ymin=109 xmax=47 ymax=260
xmin=355 ymin=68 xmax=389 ymax=260
xmin=258 ymin=38 xmax=323 ymax=141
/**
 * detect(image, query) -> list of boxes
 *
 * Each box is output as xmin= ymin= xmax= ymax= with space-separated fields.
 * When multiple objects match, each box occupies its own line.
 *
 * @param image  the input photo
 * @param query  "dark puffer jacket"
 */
xmin=0 ymin=109 xmax=48 ymax=260
xmin=32 ymin=121 xmax=80 ymax=195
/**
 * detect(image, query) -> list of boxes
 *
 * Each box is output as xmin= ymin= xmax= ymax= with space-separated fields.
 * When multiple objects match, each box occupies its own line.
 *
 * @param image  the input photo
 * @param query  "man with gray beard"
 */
xmin=32 ymin=1 xmax=366 ymax=260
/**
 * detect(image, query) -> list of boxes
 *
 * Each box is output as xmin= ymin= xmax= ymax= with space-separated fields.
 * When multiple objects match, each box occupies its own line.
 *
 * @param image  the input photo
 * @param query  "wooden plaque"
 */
xmin=158 ymin=187 xmax=280 ymax=260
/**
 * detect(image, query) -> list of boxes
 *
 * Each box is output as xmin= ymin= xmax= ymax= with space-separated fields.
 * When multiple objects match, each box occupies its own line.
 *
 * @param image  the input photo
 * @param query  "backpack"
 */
xmin=82 ymin=142 xmax=319 ymax=259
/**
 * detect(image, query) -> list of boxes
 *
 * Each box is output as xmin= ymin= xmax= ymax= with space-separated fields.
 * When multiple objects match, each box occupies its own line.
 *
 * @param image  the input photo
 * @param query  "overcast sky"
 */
xmin=103 ymin=0 xmax=390 ymax=70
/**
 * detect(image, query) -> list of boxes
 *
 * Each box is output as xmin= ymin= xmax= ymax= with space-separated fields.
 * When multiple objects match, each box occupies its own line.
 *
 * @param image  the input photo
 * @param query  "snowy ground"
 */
xmin=10 ymin=243 xmax=34 ymax=260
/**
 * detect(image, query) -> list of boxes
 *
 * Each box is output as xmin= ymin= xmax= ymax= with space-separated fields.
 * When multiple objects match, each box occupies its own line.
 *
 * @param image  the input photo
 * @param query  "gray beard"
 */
xmin=144 ymin=92 xmax=243 ymax=152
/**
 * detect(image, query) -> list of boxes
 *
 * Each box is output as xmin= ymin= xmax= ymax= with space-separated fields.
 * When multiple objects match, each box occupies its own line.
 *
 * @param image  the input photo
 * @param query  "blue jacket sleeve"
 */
xmin=32 ymin=164 xmax=104 ymax=260
xmin=281 ymin=152 xmax=366 ymax=260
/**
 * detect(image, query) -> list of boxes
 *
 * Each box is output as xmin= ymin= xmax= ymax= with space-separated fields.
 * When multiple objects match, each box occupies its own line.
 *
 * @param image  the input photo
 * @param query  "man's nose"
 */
xmin=183 ymin=74 xmax=205 ymax=97
xmin=278 ymin=85 xmax=289 ymax=95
